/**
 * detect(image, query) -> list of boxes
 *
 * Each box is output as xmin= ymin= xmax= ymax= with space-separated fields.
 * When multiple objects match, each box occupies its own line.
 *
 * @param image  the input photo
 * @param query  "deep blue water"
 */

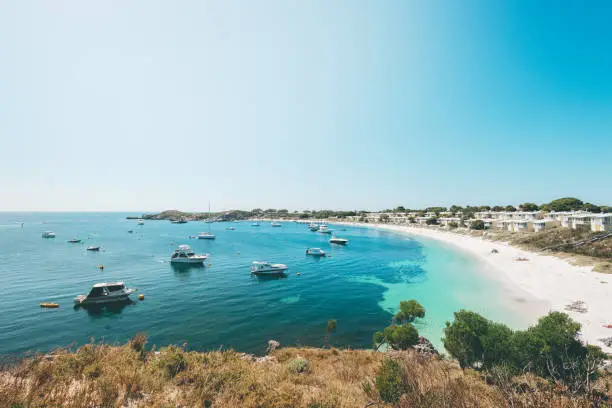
xmin=0 ymin=213 xmax=532 ymax=356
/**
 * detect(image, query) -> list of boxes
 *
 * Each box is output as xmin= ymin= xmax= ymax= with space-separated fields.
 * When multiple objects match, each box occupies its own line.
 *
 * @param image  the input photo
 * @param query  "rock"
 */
xmin=599 ymin=337 xmax=612 ymax=348
xmin=266 ymin=340 xmax=280 ymax=354
xmin=413 ymin=336 xmax=439 ymax=356
xmin=255 ymin=355 xmax=277 ymax=364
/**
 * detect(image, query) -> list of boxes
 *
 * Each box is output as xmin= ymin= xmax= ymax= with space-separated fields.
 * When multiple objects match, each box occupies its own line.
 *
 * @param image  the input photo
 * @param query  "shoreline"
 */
xmin=336 ymin=222 xmax=612 ymax=353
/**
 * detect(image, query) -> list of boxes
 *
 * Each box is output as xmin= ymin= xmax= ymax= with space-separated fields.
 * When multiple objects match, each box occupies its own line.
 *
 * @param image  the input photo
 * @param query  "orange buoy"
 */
xmin=40 ymin=303 xmax=59 ymax=308
xmin=138 ymin=294 xmax=145 ymax=301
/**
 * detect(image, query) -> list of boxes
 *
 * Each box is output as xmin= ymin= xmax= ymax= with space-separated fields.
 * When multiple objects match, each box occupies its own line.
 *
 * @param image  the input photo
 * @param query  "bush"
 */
xmin=287 ymin=358 xmax=309 ymax=374
xmin=425 ymin=217 xmax=438 ymax=225
xmin=448 ymin=221 xmax=458 ymax=229
xmin=156 ymin=346 xmax=187 ymax=378
xmin=470 ymin=220 xmax=486 ymax=230
xmin=376 ymin=359 xmax=406 ymax=403
xmin=443 ymin=310 xmax=489 ymax=368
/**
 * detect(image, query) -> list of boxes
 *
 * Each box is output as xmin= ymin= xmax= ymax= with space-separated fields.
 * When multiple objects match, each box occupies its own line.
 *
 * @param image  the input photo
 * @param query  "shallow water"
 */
xmin=0 ymin=213 xmax=535 ymax=355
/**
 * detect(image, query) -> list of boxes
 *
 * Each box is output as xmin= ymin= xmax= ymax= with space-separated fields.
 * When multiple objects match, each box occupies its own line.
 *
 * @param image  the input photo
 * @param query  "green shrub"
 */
xmin=375 ymin=359 xmax=406 ymax=403
xmin=287 ymin=358 xmax=309 ymax=374
xmin=156 ymin=346 xmax=187 ymax=378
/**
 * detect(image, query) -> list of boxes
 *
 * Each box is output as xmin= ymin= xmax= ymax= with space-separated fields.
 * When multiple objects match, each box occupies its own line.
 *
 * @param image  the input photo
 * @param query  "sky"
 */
xmin=1 ymin=0 xmax=611 ymax=212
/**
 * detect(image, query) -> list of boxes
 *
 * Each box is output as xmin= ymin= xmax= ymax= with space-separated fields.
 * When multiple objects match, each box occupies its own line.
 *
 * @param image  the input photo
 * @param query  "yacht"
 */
xmin=308 ymin=224 xmax=319 ymax=231
xmin=306 ymin=247 xmax=326 ymax=256
xmin=42 ymin=231 xmax=56 ymax=238
xmin=318 ymin=225 xmax=332 ymax=234
xmin=171 ymin=218 xmax=188 ymax=224
xmin=137 ymin=219 xmax=144 ymax=225
xmin=251 ymin=222 xmax=261 ymax=227
xmin=74 ymin=282 xmax=135 ymax=305
xmin=67 ymin=238 xmax=81 ymax=243
xmin=87 ymin=246 xmax=101 ymax=251
xmin=197 ymin=232 xmax=216 ymax=240
xmin=271 ymin=222 xmax=281 ymax=227
xmin=251 ymin=261 xmax=288 ymax=276
xmin=170 ymin=244 xmax=208 ymax=264
xmin=226 ymin=226 xmax=236 ymax=230
xmin=329 ymin=237 xmax=349 ymax=245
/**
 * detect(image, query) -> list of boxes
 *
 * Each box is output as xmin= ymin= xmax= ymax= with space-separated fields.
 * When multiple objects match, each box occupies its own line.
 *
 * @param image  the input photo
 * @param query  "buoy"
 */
xmin=99 ymin=265 xmax=104 ymax=270
xmin=208 ymin=263 xmax=212 ymax=267
xmin=297 ymin=272 xmax=301 ymax=276
xmin=40 ymin=303 xmax=59 ymax=308
xmin=138 ymin=294 xmax=145 ymax=301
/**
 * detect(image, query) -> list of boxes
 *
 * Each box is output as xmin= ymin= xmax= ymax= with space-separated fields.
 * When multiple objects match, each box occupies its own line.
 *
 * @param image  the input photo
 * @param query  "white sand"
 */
xmin=345 ymin=222 xmax=612 ymax=353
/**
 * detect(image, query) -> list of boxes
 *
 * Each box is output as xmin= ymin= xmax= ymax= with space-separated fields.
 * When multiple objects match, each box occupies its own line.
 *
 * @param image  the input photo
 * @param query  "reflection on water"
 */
xmin=74 ymin=300 xmax=136 ymax=318
xmin=170 ymin=263 xmax=205 ymax=276
xmin=251 ymin=272 xmax=288 ymax=281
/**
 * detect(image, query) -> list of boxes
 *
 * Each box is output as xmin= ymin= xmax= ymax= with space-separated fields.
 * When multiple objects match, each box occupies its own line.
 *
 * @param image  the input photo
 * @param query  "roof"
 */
xmin=177 ymin=244 xmax=191 ymax=251
xmin=92 ymin=282 xmax=124 ymax=288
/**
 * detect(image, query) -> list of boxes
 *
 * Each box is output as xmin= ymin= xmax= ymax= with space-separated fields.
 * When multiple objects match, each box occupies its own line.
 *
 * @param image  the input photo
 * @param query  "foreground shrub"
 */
xmin=376 ymin=359 xmax=406 ymax=403
xmin=287 ymin=357 xmax=309 ymax=374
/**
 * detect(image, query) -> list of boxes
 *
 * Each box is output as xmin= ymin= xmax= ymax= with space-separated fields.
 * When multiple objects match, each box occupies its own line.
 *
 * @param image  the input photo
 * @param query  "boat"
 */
xmin=137 ymin=219 xmax=144 ymax=225
xmin=40 ymin=302 xmax=59 ymax=308
xmin=226 ymin=227 xmax=236 ymax=230
xmin=250 ymin=261 xmax=288 ymax=276
xmin=197 ymin=232 xmax=216 ymax=240
xmin=171 ymin=218 xmax=188 ymax=224
xmin=251 ymin=222 xmax=261 ymax=227
xmin=67 ymin=238 xmax=81 ymax=243
xmin=128 ymin=230 xmax=134 ymax=233
xmin=42 ymin=231 xmax=56 ymax=238
xmin=318 ymin=225 xmax=332 ymax=234
xmin=87 ymin=246 xmax=101 ymax=251
xmin=329 ymin=237 xmax=348 ymax=245
xmin=306 ymin=247 xmax=326 ymax=256
xmin=74 ymin=282 xmax=135 ymax=305
xmin=271 ymin=222 xmax=281 ymax=227
xmin=170 ymin=244 xmax=208 ymax=264
xmin=308 ymin=224 xmax=319 ymax=231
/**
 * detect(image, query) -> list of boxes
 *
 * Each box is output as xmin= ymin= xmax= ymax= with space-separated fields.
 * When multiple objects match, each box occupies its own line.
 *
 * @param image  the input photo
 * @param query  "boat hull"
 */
xmin=198 ymin=236 xmax=216 ymax=240
xmin=74 ymin=293 xmax=133 ymax=305
xmin=170 ymin=257 xmax=207 ymax=264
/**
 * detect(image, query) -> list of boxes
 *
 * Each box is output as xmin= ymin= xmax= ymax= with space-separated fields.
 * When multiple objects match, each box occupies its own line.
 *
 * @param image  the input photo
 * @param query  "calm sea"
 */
xmin=0 ymin=213 xmax=535 ymax=356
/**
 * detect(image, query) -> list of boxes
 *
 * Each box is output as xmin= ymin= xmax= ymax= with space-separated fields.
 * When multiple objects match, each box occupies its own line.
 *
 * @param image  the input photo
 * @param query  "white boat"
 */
xmin=271 ymin=222 xmax=281 ymax=227
xmin=308 ymin=224 xmax=319 ymax=231
xmin=318 ymin=225 xmax=332 ymax=234
xmin=171 ymin=218 xmax=188 ymax=224
xmin=197 ymin=232 xmax=216 ymax=240
xmin=74 ymin=282 xmax=135 ymax=305
xmin=250 ymin=261 xmax=288 ymax=276
xmin=226 ymin=227 xmax=236 ymax=230
xmin=87 ymin=246 xmax=101 ymax=251
xmin=137 ymin=219 xmax=144 ymax=225
xmin=67 ymin=238 xmax=81 ymax=243
xmin=170 ymin=244 xmax=208 ymax=264
xmin=251 ymin=222 xmax=261 ymax=227
xmin=42 ymin=231 xmax=56 ymax=238
xmin=329 ymin=237 xmax=348 ymax=245
xmin=306 ymin=247 xmax=326 ymax=256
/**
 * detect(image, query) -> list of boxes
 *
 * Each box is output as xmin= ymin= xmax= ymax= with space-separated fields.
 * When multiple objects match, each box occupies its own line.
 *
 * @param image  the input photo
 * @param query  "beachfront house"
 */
xmin=590 ymin=213 xmax=612 ymax=232
xmin=533 ymin=219 xmax=547 ymax=233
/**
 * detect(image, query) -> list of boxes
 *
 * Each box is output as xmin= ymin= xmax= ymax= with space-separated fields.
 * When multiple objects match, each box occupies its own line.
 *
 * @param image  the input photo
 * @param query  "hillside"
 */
xmin=1 ymin=338 xmax=610 ymax=408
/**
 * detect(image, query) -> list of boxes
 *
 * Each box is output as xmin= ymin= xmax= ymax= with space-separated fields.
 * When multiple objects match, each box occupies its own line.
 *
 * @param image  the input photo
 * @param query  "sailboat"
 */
xmin=198 ymin=202 xmax=216 ymax=240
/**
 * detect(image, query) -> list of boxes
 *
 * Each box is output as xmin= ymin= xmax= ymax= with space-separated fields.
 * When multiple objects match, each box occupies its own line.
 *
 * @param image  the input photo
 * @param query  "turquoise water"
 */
xmin=0 ymin=213 xmax=533 ymax=356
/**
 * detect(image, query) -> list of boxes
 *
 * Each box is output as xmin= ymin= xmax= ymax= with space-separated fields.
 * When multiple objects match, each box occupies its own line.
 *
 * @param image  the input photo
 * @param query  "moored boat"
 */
xmin=170 ymin=244 xmax=208 ymax=264
xmin=318 ymin=225 xmax=332 ymax=234
xmin=42 ymin=231 xmax=56 ymax=238
xmin=251 ymin=222 xmax=261 ymax=227
xmin=226 ymin=227 xmax=236 ymax=230
xmin=250 ymin=261 xmax=288 ymax=276
xmin=329 ymin=237 xmax=348 ymax=245
xmin=171 ymin=218 xmax=188 ymax=224
xmin=308 ymin=224 xmax=319 ymax=231
xmin=271 ymin=222 xmax=281 ymax=227
xmin=74 ymin=282 xmax=135 ymax=305
xmin=306 ymin=247 xmax=326 ymax=256
xmin=137 ymin=219 xmax=144 ymax=225
xmin=197 ymin=232 xmax=216 ymax=240
xmin=67 ymin=238 xmax=81 ymax=243
xmin=87 ymin=246 xmax=101 ymax=251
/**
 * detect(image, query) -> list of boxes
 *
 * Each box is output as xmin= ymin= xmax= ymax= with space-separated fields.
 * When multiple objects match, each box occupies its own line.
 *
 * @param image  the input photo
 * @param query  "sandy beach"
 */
xmin=341 ymin=222 xmax=612 ymax=353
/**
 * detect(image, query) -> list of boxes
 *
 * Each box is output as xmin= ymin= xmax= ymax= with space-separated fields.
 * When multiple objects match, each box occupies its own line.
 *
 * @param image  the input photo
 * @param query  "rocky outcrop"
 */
xmin=266 ymin=340 xmax=280 ymax=354
xmin=413 ymin=336 xmax=439 ymax=356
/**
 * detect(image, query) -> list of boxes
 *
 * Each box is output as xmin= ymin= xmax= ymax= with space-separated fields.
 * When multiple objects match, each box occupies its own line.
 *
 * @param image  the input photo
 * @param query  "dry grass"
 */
xmin=1 ymin=338 xmax=610 ymax=408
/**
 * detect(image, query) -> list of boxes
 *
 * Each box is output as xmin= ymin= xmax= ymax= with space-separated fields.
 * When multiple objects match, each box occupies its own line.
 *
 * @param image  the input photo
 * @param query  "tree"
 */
xmin=325 ymin=319 xmax=337 ymax=347
xmin=379 ymin=214 xmax=390 ymax=223
xmin=479 ymin=205 xmax=492 ymax=211
xmin=394 ymin=300 xmax=425 ymax=323
xmin=546 ymin=197 xmax=584 ymax=212
xmin=504 ymin=205 xmax=517 ymax=212
xmin=539 ymin=204 xmax=551 ymax=212
xmin=442 ymin=310 xmax=490 ymax=368
xmin=375 ymin=359 xmax=406 ymax=403
xmin=425 ymin=217 xmax=438 ymax=225
xmin=600 ymin=205 xmax=611 ymax=213
xmin=519 ymin=202 xmax=539 ymax=211
xmin=381 ymin=324 xmax=419 ymax=350
xmin=449 ymin=221 xmax=458 ymax=229
xmin=582 ymin=203 xmax=601 ymax=213
xmin=394 ymin=206 xmax=406 ymax=213
xmin=450 ymin=205 xmax=463 ymax=214
xmin=425 ymin=206 xmax=447 ymax=214
xmin=492 ymin=206 xmax=505 ymax=212
xmin=470 ymin=220 xmax=486 ymax=230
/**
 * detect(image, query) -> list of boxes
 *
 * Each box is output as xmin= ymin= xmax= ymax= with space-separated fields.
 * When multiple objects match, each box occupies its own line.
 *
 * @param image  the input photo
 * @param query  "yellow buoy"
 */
xmin=99 ymin=264 xmax=104 ymax=270
xmin=138 ymin=294 xmax=145 ymax=301
xmin=40 ymin=303 xmax=59 ymax=308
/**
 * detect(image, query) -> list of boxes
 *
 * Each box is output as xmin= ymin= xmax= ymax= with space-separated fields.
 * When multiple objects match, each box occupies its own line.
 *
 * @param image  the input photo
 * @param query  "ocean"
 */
xmin=0 ymin=213 xmax=532 ymax=356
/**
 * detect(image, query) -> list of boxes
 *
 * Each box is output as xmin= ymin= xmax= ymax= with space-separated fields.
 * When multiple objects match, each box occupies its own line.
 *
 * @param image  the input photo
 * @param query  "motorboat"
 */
xmin=67 ymin=238 xmax=81 ymax=243
xmin=306 ymin=247 xmax=326 ymax=256
xmin=171 ymin=219 xmax=188 ymax=224
xmin=318 ymin=225 xmax=332 ymax=234
xmin=42 ymin=231 xmax=56 ymax=238
xmin=226 ymin=227 xmax=236 ymax=230
xmin=74 ymin=282 xmax=135 ymax=305
xmin=250 ymin=261 xmax=288 ymax=276
xmin=87 ymin=246 xmax=101 ymax=251
xmin=271 ymin=222 xmax=281 ymax=227
xmin=251 ymin=222 xmax=261 ymax=227
xmin=170 ymin=244 xmax=208 ymax=264
xmin=329 ymin=237 xmax=349 ymax=245
xmin=137 ymin=219 xmax=144 ymax=225
xmin=197 ymin=232 xmax=216 ymax=240
xmin=308 ymin=224 xmax=319 ymax=231
xmin=128 ymin=230 xmax=134 ymax=233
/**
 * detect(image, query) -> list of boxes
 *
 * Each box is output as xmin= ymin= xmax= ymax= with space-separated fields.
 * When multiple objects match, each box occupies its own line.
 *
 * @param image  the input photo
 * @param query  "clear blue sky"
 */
xmin=1 ymin=1 xmax=611 ymax=212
